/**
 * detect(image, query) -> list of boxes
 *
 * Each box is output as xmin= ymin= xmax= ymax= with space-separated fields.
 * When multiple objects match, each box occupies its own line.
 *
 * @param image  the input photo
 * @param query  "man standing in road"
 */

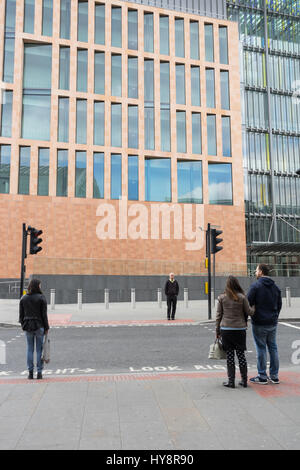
xmin=164 ymin=273 xmax=179 ymax=321
xmin=247 ymin=264 xmax=282 ymax=385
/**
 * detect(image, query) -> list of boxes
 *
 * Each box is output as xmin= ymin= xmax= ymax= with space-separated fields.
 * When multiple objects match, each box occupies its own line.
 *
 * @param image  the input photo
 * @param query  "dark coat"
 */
xmin=19 ymin=293 xmax=49 ymax=331
xmin=247 ymin=277 xmax=282 ymax=326
xmin=164 ymin=280 xmax=179 ymax=297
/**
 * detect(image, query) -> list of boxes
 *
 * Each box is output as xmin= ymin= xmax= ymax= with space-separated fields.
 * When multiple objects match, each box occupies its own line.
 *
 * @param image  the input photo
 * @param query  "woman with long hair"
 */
xmin=19 ymin=279 xmax=49 ymax=380
xmin=216 ymin=276 xmax=254 ymax=388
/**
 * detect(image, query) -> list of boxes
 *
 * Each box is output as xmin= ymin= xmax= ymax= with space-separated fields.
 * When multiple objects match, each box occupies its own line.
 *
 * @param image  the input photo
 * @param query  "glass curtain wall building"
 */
xmin=227 ymin=0 xmax=300 ymax=275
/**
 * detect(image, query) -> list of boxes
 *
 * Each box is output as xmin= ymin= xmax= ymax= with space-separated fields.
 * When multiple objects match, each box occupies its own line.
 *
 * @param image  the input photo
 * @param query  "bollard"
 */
xmin=131 ymin=288 xmax=136 ymax=309
xmin=77 ymin=289 xmax=82 ymax=310
xmin=286 ymin=287 xmax=291 ymax=307
xmin=104 ymin=288 xmax=109 ymax=309
xmin=157 ymin=288 xmax=162 ymax=308
xmin=184 ymin=287 xmax=188 ymax=309
xmin=50 ymin=289 xmax=55 ymax=310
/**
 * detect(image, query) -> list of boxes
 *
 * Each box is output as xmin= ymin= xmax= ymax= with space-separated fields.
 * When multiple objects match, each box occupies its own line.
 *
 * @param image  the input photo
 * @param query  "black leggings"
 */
xmin=226 ymin=349 xmax=247 ymax=368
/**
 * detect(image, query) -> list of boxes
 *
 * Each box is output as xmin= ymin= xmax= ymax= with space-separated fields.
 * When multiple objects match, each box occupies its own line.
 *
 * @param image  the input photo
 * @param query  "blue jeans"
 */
xmin=25 ymin=328 xmax=44 ymax=373
xmin=252 ymin=324 xmax=279 ymax=380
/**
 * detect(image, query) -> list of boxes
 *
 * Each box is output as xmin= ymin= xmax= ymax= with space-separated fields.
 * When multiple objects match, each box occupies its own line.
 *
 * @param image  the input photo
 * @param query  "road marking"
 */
xmin=280 ymin=322 xmax=300 ymax=331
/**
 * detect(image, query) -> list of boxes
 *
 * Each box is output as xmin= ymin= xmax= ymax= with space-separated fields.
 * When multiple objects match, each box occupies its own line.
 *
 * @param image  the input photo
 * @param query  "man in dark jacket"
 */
xmin=164 ymin=273 xmax=179 ymax=320
xmin=247 ymin=264 xmax=282 ymax=385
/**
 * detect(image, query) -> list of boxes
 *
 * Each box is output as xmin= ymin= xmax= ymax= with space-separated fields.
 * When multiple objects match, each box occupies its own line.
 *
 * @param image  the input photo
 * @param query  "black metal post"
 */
xmin=19 ymin=223 xmax=27 ymax=299
xmin=207 ymin=223 xmax=212 ymax=320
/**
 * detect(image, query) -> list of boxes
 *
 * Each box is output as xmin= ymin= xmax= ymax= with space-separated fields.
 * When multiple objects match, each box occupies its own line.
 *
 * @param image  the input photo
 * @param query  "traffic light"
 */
xmin=28 ymin=226 xmax=43 ymax=255
xmin=211 ymin=229 xmax=223 ymax=254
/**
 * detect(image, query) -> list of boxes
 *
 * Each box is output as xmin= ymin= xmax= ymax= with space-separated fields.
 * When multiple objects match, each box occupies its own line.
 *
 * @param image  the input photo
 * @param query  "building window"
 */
xmin=111 ymin=6 xmax=122 ymax=48
xmin=38 ymin=148 xmax=49 ymax=196
xmin=77 ymin=49 xmax=88 ymax=93
xmin=160 ymin=15 xmax=169 ymax=55
xmin=208 ymin=163 xmax=233 ymax=205
xmin=175 ymin=18 xmax=185 ymax=58
xmin=144 ymin=12 xmax=154 ymax=53
xmin=128 ymin=9 xmax=138 ymax=50
xmin=3 ymin=0 xmax=16 ymax=83
xmin=160 ymin=110 xmax=171 ymax=152
xmin=42 ymin=0 xmax=53 ymax=36
xmin=0 ymin=145 xmax=11 ymax=194
xmin=18 ymin=147 xmax=30 ymax=195
xmin=177 ymin=160 xmax=202 ymax=204
xmin=128 ymin=56 xmax=138 ymax=99
xmin=75 ymin=151 xmax=86 ymax=198
xmin=22 ymin=44 xmax=52 ymax=141
xmin=60 ymin=0 xmax=71 ymax=39
xmin=78 ymin=0 xmax=88 ymax=42
xmin=111 ymin=103 xmax=122 ymax=147
xmin=190 ymin=21 xmax=199 ymax=60
xmin=219 ymin=26 xmax=228 ymax=65
xmin=191 ymin=66 xmax=200 ymax=106
xmin=24 ymin=0 xmax=35 ymax=34
xmin=57 ymin=150 xmax=68 ymax=197
xmin=128 ymin=155 xmax=139 ymax=201
xmin=207 ymin=114 xmax=217 ymax=156
xmin=145 ymin=158 xmax=171 ymax=202
xmin=95 ymin=3 xmax=105 ymax=45
xmin=76 ymin=99 xmax=87 ymax=144
xmin=192 ymin=113 xmax=202 ymax=154
xmin=94 ymin=51 xmax=105 ymax=95
xmin=220 ymin=70 xmax=230 ymax=110
xmin=59 ymin=46 xmax=70 ymax=90
xmin=206 ymin=68 xmax=215 ymax=108
xmin=144 ymin=59 xmax=155 ymax=150
xmin=94 ymin=101 xmax=105 ymax=146
xmin=58 ymin=97 xmax=69 ymax=143
xmin=160 ymin=62 xmax=170 ymax=106
xmin=160 ymin=62 xmax=170 ymax=152
xmin=205 ymin=24 xmax=214 ymax=62
xmin=176 ymin=64 xmax=186 ymax=105
xmin=222 ymin=116 xmax=231 ymax=157
xmin=111 ymin=153 xmax=122 ymax=199
xmin=128 ymin=105 xmax=139 ymax=149
xmin=0 ymin=90 xmax=13 ymax=137
xmin=93 ymin=152 xmax=104 ymax=198
xmin=111 ymin=54 xmax=122 ymax=97
xmin=176 ymin=111 xmax=186 ymax=153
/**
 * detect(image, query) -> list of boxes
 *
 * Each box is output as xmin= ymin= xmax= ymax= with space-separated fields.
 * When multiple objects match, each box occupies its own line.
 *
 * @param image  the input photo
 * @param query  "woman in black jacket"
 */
xmin=19 ymin=279 xmax=49 ymax=380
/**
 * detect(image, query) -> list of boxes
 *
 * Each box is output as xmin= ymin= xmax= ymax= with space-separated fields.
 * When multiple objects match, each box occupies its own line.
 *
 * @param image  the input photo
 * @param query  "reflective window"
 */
xmin=76 ymin=99 xmax=87 ymax=144
xmin=206 ymin=68 xmax=215 ymax=108
xmin=75 ymin=151 xmax=86 ymax=198
xmin=38 ymin=148 xmax=49 ymax=196
xmin=145 ymin=158 xmax=171 ymax=202
xmin=207 ymin=114 xmax=217 ymax=156
xmin=111 ymin=153 xmax=122 ymax=199
xmin=111 ymin=6 xmax=122 ymax=48
xmin=58 ymin=97 xmax=69 ymax=143
xmin=93 ymin=152 xmax=104 ymax=198
xmin=94 ymin=101 xmax=105 ymax=146
xmin=205 ymin=24 xmax=214 ymax=62
xmin=60 ymin=0 xmax=71 ymax=39
xmin=222 ymin=116 xmax=231 ymax=157
xmin=220 ymin=70 xmax=230 ymax=110
xmin=128 ymin=105 xmax=139 ymax=149
xmin=0 ymin=90 xmax=13 ymax=137
xmin=176 ymin=64 xmax=185 ymax=105
xmin=57 ymin=150 xmax=68 ymax=197
xmin=160 ymin=110 xmax=170 ymax=152
xmin=77 ymin=49 xmax=88 ymax=92
xmin=111 ymin=103 xmax=122 ymax=147
xmin=175 ymin=18 xmax=185 ymax=58
xmin=42 ymin=0 xmax=53 ymax=36
xmin=160 ymin=62 xmax=170 ymax=105
xmin=192 ymin=113 xmax=202 ymax=154
xmin=176 ymin=111 xmax=186 ymax=153
xmin=24 ymin=0 xmax=34 ymax=33
xmin=208 ymin=163 xmax=233 ymax=205
xmin=59 ymin=47 xmax=70 ymax=90
xmin=0 ymin=145 xmax=11 ymax=194
xmin=160 ymin=15 xmax=169 ymax=55
xmin=94 ymin=51 xmax=105 ymax=95
xmin=95 ymin=3 xmax=105 ymax=45
xmin=128 ymin=10 xmax=138 ymax=50
xmin=128 ymin=57 xmax=138 ymax=99
xmin=111 ymin=54 xmax=122 ymax=97
xmin=219 ymin=26 xmax=228 ymax=65
xmin=160 ymin=62 xmax=170 ymax=152
xmin=177 ymin=160 xmax=202 ymax=204
xmin=144 ymin=59 xmax=154 ymax=150
xmin=78 ymin=0 xmax=88 ymax=42
xmin=18 ymin=147 xmax=30 ymax=195
xmin=190 ymin=21 xmax=199 ymax=60
xmin=144 ymin=12 xmax=154 ymax=53
xmin=3 ymin=0 xmax=16 ymax=83
xmin=191 ymin=66 xmax=201 ymax=106
xmin=128 ymin=155 xmax=139 ymax=200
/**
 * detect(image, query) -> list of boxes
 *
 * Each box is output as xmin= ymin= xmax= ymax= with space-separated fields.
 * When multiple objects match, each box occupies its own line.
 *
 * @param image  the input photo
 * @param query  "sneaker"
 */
xmin=269 ymin=377 xmax=280 ymax=384
xmin=249 ymin=376 xmax=268 ymax=385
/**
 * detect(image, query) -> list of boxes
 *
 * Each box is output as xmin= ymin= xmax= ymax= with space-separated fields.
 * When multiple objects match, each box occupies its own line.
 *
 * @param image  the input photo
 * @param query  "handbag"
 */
xmin=42 ymin=333 xmax=50 ymax=364
xmin=208 ymin=339 xmax=227 ymax=360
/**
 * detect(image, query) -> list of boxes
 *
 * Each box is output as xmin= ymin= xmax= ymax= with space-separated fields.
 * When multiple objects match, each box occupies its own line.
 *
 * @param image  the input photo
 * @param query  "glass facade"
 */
xmin=208 ymin=163 xmax=233 ymax=205
xmin=95 ymin=3 xmax=105 ymax=45
xmin=128 ymin=155 xmax=139 ymax=200
xmin=145 ymin=158 xmax=171 ymax=202
xmin=111 ymin=54 xmax=122 ymax=97
xmin=191 ymin=66 xmax=201 ymax=106
xmin=94 ymin=101 xmax=105 ymax=146
xmin=59 ymin=47 xmax=70 ymax=90
xmin=18 ymin=147 xmax=30 ymax=195
xmin=93 ymin=152 xmax=104 ymax=199
xmin=220 ymin=70 xmax=230 ymax=110
xmin=60 ymin=0 xmax=71 ymax=39
xmin=58 ymin=97 xmax=69 ymax=143
xmin=75 ymin=151 xmax=86 ymax=198
xmin=57 ymin=150 xmax=68 ymax=197
xmin=77 ymin=49 xmax=88 ymax=93
xmin=222 ymin=116 xmax=231 ymax=157
xmin=0 ymin=90 xmax=13 ymax=138
xmin=128 ymin=57 xmax=138 ymax=99
xmin=207 ymin=114 xmax=217 ymax=155
xmin=128 ymin=10 xmax=138 ymax=50
xmin=190 ymin=21 xmax=200 ymax=60
xmin=94 ymin=51 xmax=105 ymax=95
xmin=0 ymin=145 xmax=11 ymax=194
xmin=111 ymin=103 xmax=122 ymax=147
xmin=178 ymin=161 xmax=203 ymax=204
xmin=206 ymin=68 xmax=215 ymax=108
xmin=38 ymin=148 xmax=49 ymax=196
xmin=78 ymin=0 xmax=88 ymax=42
xmin=175 ymin=18 xmax=185 ymax=58
xmin=111 ymin=153 xmax=122 ymax=199
xmin=111 ymin=6 xmax=122 ymax=47
xmin=2 ymin=0 xmax=16 ymax=83
xmin=76 ymin=99 xmax=87 ymax=144
xmin=176 ymin=64 xmax=186 ymax=105
xmin=144 ymin=59 xmax=155 ymax=150
xmin=128 ymin=105 xmax=139 ymax=149
xmin=160 ymin=16 xmax=169 ymax=55
xmin=205 ymin=23 xmax=214 ymax=62
xmin=42 ymin=0 xmax=53 ymax=37
xmin=192 ymin=113 xmax=202 ymax=154
xmin=176 ymin=111 xmax=186 ymax=153
xmin=144 ymin=12 xmax=154 ymax=53
xmin=24 ymin=0 xmax=35 ymax=34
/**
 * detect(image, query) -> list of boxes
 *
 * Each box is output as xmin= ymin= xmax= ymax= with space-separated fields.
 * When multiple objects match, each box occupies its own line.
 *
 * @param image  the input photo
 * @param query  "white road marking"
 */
xmin=280 ymin=322 xmax=300 ymax=331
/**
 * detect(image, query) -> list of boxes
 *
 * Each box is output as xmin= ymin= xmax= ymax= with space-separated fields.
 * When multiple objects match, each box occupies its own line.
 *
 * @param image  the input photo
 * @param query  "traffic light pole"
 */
xmin=19 ymin=223 xmax=27 ymax=299
xmin=207 ymin=223 xmax=212 ymax=320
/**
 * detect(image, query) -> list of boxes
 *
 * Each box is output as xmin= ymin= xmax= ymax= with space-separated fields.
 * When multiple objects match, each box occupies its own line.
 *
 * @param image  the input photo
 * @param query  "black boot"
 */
xmin=223 ymin=365 xmax=235 ymax=388
xmin=28 ymin=371 xmax=34 ymax=380
xmin=37 ymin=372 xmax=43 ymax=380
xmin=238 ymin=365 xmax=248 ymax=388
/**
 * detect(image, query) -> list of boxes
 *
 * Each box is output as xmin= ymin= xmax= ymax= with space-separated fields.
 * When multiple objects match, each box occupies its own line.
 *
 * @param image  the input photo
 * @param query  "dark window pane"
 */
xmin=128 ymin=10 xmax=138 ymax=50
xmin=93 ymin=152 xmax=104 ymax=198
xmin=18 ymin=147 xmax=30 ymax=195
xmin=145 ymin=158 xmax=171 ymax=202
xmin=207 ymin=114 xmax=217 ymax=155
xmin=205 ymin=24 xmax=214 ymax=62
xmin=0 ymin=145 xmax=11 ymax=194
xmin=38 ymin=148 xmax=49 ymax=196
xmin=128 ymin=155 xmax=139 ymax=200
xmin=57 ymin=150 xmax=68 ymax=197
xmin=111 ymin=153 xmax=122 ymax=199
xmin=94 ymin=101 xmax=105 ymax=146
xmin=60 ymin=0 xmax=71 ymax=39
xmin=222 ymin=116 xmax=231 ymax=157
xmin=95 ymin=3 xmax=105 ymax=45
xmin=160 ymin=16 xmax=169 ymax=55
xmin=94 ymin=51 xmax=105 ymax=94
xmin=75 ymin=151 xmax=86 ymax=198
xmin=111 ymin=6 xmax=122 ymax=47
xmin=208 ymin=163 xmax=233 ymax=205
xmin=0 ymin=90 xmax=13 ymax=137
xmin=58 ymin=97 xmax=69 ymax=142
xmin=128 ymin=105 xmax=138 ymax=149
xmin=178 ymin=160 xmax=202 ymax=204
